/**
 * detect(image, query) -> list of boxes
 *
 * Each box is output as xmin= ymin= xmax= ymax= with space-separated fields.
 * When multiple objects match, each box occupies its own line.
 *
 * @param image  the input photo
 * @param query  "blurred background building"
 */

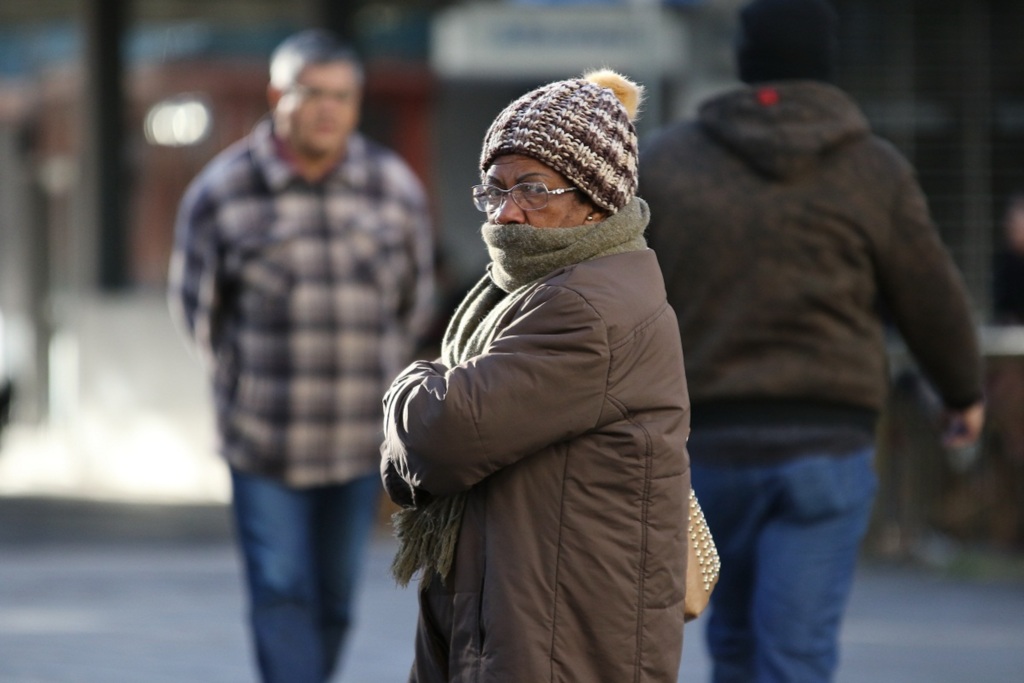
xmin=0 ymin=0 xmax=1021 ymax=559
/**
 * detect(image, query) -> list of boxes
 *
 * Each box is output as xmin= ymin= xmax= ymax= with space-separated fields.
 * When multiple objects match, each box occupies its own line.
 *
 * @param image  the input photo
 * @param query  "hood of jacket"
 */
xmin=699 ymin=80 xmax=870 ymax=180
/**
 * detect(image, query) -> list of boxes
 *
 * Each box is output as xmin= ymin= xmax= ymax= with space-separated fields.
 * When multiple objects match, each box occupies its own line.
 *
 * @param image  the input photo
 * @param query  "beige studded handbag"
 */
xmin=685 ymin=487 xmax=721 ymax=622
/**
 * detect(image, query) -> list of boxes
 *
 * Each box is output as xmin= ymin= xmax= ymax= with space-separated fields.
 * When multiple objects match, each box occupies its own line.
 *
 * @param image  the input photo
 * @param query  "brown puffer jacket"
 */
xmin=639 ymin=81 xmax=982 ymax=416
xmin=383 ymin=249 xmax=690 ymax=682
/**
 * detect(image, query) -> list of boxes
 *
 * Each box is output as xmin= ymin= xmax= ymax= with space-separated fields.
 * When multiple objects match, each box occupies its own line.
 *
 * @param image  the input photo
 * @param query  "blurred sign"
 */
xmin=431 ymin=4 xmax=688 ymax=79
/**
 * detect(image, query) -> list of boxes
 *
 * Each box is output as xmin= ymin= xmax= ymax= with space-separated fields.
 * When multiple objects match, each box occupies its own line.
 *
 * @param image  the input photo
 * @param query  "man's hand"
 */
xmin=941 ymin=400 xmax=985 ymax=448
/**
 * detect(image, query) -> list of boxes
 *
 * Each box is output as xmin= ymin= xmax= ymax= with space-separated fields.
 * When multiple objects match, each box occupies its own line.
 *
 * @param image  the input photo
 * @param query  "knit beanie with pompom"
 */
xmin=479 ymin=69 xmax=644 ymax=214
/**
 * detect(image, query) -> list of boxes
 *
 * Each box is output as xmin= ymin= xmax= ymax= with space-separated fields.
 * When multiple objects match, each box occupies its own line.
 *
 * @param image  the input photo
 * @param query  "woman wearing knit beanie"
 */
xmin=380 ymin=70 xmax=692 ymax=682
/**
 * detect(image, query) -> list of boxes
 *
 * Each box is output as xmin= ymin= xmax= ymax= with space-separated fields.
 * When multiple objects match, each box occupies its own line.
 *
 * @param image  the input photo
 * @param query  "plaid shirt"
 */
xmin=169 ymin=119 xmax=435 ymax=487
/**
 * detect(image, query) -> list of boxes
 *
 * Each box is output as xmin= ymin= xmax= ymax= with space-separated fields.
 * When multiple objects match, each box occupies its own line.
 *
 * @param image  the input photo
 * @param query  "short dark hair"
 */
xmin=736 ymin=0 xmax=839 ymax=84
xmin=269 ymin=29 xmax=363 ymax=89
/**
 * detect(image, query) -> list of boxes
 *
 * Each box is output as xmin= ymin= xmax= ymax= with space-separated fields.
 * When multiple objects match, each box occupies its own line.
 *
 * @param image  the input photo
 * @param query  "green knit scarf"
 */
xmin=390 ymin=197 xmax=650 ymax=587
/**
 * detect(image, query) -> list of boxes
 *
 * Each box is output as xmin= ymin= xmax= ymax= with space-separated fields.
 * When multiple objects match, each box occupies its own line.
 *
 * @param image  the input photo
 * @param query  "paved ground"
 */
xmin=1 ymin=496 xmax=1023 ymax=683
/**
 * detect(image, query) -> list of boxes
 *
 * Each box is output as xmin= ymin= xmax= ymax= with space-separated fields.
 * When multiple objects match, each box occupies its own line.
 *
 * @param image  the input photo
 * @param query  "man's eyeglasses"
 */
xmin=471 ymin=182 xmax=578 ymax=213
xmin=286 ymin=83 xmax=356 ymax=104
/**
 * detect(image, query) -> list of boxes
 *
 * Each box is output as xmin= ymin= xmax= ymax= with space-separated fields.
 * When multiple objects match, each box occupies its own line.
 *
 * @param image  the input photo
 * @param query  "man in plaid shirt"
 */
xmin=168 ymin=29 xmax=435 ymax=683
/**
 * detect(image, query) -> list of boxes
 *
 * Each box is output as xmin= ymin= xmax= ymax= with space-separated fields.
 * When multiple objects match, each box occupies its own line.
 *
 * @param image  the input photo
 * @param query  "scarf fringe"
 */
xmin=390 ymin=494 xmax=468 ymax=587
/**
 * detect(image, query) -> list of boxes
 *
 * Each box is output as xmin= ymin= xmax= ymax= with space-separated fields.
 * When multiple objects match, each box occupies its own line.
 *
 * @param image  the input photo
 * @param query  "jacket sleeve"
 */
xmin=381 ymin=282 xmax=611 ymax=497
xmin=875 ymin=164 xmax=983 ymax=409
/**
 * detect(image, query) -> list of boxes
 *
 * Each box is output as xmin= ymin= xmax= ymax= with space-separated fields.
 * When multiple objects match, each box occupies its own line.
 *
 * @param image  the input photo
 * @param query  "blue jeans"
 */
xmin=691 ymin=448 xmax=877 ymax=683
xmin=230 ymin=468 xmax=380 ymax=683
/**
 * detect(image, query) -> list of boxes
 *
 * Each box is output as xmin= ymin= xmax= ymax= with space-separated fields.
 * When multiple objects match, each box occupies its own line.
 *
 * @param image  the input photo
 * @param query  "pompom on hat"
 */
xmin=479 ymin=69 xmax=644 ymax=214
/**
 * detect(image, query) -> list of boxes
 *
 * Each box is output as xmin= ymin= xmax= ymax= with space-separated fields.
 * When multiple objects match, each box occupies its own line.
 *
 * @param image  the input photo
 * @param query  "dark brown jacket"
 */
xmin=639 ymin=81 xmax=981 ymax=422
xmin=383 ymin=249 xmax=690 ymax=682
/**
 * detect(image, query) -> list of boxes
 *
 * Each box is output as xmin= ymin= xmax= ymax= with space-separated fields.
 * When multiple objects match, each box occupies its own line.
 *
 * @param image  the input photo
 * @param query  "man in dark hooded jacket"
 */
xmin=639 ymin=0 xmax=985 ymax=681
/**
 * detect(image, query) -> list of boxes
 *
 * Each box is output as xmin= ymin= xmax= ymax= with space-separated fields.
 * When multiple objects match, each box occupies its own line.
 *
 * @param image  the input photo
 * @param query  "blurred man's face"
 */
xmin=271 ymin=61 xmax=362 ymax=167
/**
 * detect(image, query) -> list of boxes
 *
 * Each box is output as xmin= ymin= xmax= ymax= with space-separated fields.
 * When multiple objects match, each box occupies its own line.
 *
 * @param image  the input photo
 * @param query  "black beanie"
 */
xmin=736 ymin=0 xmax=839 ymax=84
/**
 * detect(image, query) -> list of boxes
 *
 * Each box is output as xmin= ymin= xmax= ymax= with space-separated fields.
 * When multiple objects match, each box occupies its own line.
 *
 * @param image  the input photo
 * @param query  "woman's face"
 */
xmin=482 ymin=154 xmax=606 ymax=229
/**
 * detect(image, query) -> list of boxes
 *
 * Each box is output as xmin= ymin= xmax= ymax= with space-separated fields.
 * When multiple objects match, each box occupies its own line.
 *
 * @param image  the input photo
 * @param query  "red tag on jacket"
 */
xmin=756 ymin=87 xmax=780 ymax=106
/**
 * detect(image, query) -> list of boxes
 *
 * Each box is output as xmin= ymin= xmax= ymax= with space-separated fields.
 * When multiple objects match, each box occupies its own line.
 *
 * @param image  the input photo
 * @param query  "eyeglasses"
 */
xmin=471 ymin=182 xmax=578 ymax=213
xmin=286 ymin=83 xmax=356 ymax=104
